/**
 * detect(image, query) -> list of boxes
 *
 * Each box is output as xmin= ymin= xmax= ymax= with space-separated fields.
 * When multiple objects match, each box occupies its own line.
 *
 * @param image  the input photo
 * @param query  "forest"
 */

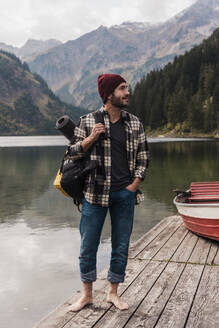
xmin=128 ymin=28 xmax=219 ymax=135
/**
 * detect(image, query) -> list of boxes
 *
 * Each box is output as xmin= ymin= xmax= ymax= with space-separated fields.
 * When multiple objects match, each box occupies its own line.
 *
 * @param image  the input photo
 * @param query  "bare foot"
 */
xmin=68 ymin=296 xmax=93 ymax=312
xmin=107 ymin=293 xmax=129 ymax=310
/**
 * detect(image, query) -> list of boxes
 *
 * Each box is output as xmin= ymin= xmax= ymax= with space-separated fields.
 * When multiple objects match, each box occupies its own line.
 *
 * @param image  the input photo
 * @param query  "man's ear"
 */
xmin=107 ymin=94 xmax=112 ymax=102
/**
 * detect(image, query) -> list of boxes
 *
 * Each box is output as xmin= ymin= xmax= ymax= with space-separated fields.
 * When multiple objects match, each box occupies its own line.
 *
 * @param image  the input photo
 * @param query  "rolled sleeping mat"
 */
xmin=55 ymin=115 xmax=76 ymax=141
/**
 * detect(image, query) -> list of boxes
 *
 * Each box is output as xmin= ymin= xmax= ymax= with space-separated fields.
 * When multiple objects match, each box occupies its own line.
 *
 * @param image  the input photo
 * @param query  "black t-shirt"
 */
xmin=110 ymin=118 xmax=132 ymax=191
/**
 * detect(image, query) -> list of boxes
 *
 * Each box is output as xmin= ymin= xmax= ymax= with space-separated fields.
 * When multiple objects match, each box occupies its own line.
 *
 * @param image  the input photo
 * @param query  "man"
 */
xmin=68 ymin=74 xmax=149 ymax=312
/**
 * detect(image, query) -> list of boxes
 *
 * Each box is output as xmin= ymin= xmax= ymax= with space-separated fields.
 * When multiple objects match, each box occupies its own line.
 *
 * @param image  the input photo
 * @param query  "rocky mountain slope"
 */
xmin=28 ymin=0 xmax=219 ymax=110
xmin=0 ymin=50 xmax=85 ymax=135
xmin=0 ymin=39 xmax=62 ymax=62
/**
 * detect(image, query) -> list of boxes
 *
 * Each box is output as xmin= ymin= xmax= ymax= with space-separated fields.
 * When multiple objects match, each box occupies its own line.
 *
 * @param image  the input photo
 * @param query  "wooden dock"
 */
xmin=35 ymin=215 xmax=219 ymax=328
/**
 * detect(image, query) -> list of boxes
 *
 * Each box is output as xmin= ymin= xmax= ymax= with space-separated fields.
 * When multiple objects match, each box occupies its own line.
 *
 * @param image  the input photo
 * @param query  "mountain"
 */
xmin=18 ymin=39 xmax=62 ymax=61
xmin=0 ymin=42 xmax=16 ymax=55
xmin=27 ymin=0 xmax=219 ymax=110
xmin=0 ymin=39 xmax=62 ymax=61
xmin=128 ymin=27 xmax=219 ymax=135
xmin=0 ymin=50 xmax=86 ymax=135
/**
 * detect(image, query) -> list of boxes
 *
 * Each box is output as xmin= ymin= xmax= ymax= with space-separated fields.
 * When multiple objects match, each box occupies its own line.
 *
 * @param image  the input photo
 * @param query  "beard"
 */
xmin=111 ymin=93 xmax=129 ymax=109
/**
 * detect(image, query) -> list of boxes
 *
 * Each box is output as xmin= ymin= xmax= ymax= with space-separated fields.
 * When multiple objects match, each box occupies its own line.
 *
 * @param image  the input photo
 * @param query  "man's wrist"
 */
xmin=131 ymin=178 xmax=141 ymax=190
xmin=81 ymin=135 xmax=96 ymax=152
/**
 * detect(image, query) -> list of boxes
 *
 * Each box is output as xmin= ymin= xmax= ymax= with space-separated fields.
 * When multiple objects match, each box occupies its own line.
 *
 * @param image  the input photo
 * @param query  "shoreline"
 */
xmin=0 ymin=135 xmax=218 ymax=148
xmin=0 ymin=130 xmax=218 ymax=139
xmin=147 ymin=129 xmax=219 ymax=139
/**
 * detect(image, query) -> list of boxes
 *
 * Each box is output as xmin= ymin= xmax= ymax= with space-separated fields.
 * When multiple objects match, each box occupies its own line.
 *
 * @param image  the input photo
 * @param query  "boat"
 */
xmin=174 ymin=181 xmax=219 ymax=242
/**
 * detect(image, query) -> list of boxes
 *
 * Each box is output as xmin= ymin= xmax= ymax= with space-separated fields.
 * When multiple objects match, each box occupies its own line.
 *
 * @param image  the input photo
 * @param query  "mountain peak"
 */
xmin=0 ymin=38 xmax=62 ymax=61
xmin=167 ymin=0 xmax=219 ymax=24
xmin=110 ymin=21 xmax=157 ymax=33
xmin=196 ymin=0 xmax=219 ymax=5
xmin=22 ymin=38 xmax=61 ymax=48
xmin=192 ymin=0 xmax=219 ymax=9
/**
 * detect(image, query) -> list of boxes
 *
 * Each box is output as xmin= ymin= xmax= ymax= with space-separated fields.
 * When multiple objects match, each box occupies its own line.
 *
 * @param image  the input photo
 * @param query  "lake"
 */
xmin=0 ymin=137 xmax=218 ymax=328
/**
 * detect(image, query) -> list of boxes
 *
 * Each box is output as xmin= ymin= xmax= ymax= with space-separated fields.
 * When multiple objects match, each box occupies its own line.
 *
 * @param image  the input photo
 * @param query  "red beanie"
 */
xmin=97 ymin=74 xmax=126 ymax=104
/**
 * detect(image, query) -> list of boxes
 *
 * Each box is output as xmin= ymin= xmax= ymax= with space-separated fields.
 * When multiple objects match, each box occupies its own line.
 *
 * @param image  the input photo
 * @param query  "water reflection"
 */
xmin=143 ymin=141 xmax=219 ymax=207
xmin=0 ymin=140 xmax=218 ymax=328
xmin=0 ymin=147 xmax=68 ymax=222
xmin=0 ymin=141 xmax=218 ymax=242
xmin=1 ymin=141 xmax=218 ymax=227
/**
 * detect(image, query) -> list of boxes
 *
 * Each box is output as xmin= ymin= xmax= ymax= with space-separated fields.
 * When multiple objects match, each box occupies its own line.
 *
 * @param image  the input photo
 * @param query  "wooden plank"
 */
xmin=191 ymin=182 xmax=219 ymax=186
xmin=129 ymin=215 xmax=181 ymax=258
xmin=34 ymin=291 xmax=84 ymax=328
xmin=35 ymin=259 xmax=146 ymax=328
xmin=124 ymin=262 xmax=185 ymax=328
xmin=91 ymin=261 xmax=167 ymax=328
xmin=189 ymin=237 xmax=211 ymax=264
xmin=191 ymin=189 xmax=219 ymax=193
xmin=171 ymin=231 xmax=198 ymax=263
xmin=136 ymin=218 xmax=183 ymax=260
xmin=206 ymin=242 xmax=219 ymax=265
xmin=154 ymin=263 xmax=204 ymax=328
xmin=213 ymin=246 xmax=219 ymax=265
xmin=190 ymin=189 xmax=219 ymax=193
xmin=191 ymin=186 xmax=219 ymax=191
xmin=153 ymin=224 xmax=188 ymax=261
xmin=60 ymin=259 xmax=147 ymax=328
xmin=191 ymin=186 xmax=219 ymax=190
xmin=186 ymin=265 xmax=219 ymax=328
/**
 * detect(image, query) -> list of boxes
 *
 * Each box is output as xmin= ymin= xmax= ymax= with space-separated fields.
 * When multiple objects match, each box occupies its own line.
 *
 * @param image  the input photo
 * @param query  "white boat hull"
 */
xmin=174 ymin=197 xmax=219 ymax=241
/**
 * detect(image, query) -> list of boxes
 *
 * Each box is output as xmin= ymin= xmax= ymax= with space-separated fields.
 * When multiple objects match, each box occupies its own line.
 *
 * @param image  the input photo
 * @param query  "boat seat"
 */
xmin=189 ymin=182 xmax=219 ymax=202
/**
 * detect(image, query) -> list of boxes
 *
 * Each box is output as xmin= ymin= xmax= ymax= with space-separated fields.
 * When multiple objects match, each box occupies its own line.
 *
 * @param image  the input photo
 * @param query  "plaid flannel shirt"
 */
xmin=70 ymin=106 xmax=149 ymax=207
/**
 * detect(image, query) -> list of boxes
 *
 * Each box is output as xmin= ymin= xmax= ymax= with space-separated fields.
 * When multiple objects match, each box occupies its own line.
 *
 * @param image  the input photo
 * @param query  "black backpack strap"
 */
xmin=59 ymin=147 xmax=70 ymax=173
xmin=93 ymin=110 xmax=105 ymax=125
xmin=93 ymin=111 xmax=106 ymax=180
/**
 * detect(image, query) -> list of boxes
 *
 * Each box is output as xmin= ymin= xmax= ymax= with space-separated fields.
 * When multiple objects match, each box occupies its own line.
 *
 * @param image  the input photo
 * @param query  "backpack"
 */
xmin=53 ymin=111 xmax=105 ymax=210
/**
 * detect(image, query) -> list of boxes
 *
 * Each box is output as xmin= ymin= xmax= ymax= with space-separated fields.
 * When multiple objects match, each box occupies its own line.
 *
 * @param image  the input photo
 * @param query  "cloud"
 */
xmin=137 ymin=0 xmax=196 ymax=21
xmin=0 ymin=0 xmax=196 ymax=47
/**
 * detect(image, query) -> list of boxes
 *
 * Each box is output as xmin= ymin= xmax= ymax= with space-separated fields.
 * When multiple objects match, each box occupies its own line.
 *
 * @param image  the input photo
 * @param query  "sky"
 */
xmin=0 ymin=0 xmax=197 ymax=47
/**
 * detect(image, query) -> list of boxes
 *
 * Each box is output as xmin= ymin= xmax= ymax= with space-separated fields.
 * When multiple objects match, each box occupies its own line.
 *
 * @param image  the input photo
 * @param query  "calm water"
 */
xmin=0 ymin=137 xmax=218 ymax=328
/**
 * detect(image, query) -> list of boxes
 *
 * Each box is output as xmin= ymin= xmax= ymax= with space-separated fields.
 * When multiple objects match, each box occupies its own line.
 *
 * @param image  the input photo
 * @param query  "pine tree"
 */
xmin=213 ymin=84 xmax=219 ymax=131
xmin=129 ymin=28 xmax=219 ymax=134
xmin=188 ymin=93 xmax=204 ymax=131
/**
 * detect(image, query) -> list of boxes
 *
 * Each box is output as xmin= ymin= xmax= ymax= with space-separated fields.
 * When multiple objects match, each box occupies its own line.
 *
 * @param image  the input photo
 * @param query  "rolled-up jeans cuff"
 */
xmin=80 ymin=269 xmax=96 ymax=283
xmin=107 ymin=270 xmax=125 ymax=283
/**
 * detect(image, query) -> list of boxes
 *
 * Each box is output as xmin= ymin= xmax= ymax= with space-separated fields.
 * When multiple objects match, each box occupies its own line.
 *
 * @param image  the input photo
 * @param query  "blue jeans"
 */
xmin=79 ymin=187 xmax=135 ymax=283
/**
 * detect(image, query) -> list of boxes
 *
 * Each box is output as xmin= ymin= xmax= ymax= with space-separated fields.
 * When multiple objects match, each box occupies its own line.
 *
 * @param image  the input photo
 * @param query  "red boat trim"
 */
xmin=180 ymin=216 xmax=219 ymax=228
xmin=179 ymin=213 xmax=219 ymax=241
